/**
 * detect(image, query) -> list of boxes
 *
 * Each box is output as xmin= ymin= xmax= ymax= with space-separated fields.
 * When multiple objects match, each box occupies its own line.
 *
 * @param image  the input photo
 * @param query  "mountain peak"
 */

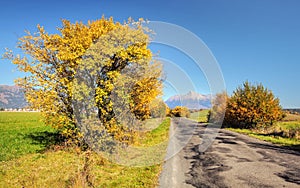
xmin=165 ymin=91 xmax=211 ymax=109
xmin=0 ymin=85 xmax=27 ymax=109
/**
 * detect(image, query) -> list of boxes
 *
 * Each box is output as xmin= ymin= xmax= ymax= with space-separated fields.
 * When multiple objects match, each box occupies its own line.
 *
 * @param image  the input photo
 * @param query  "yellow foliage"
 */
xmin=129 ymin=62 xmax=163 ymax=120
xmin=4 ymin=16 xmax=163 ymax=145
xmin=224 ymin=81 xmax=285 ymax=129
xmin=170 ymin=106 xmax=190 ymax=118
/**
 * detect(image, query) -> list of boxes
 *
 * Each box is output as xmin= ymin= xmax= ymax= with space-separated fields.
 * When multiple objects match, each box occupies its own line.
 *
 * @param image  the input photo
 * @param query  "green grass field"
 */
xmin=189 ymin=109 xmax=209 ymax=123
xmin=0 ymin=112 xmax=57 ymax=161
xmin=0 ymin=112 xmax=170 ymax=187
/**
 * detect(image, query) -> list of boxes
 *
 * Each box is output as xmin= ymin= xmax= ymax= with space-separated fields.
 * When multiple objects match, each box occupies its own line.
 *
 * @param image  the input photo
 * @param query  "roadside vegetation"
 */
xmin=1 ymin=16 xmax=172 ymax=187
xmin=227 ymin=114 xmax=300 ymax=150
xmin=207 ymin=81 xmax=300 ymax=150
xmin=189 ymin=109 xmax=209 ymax=123
xmin=168 ymin=106 xmax=190 ymax=118
xmin=0 ymin=112 xmax=170 ymax=187
xmin=4 ymin=16 xmax=163 ymax=147
xmin=136 ymin=118 xmax=170 ymax=146
xmin=223 ymin=81 xmax=285 ymax=129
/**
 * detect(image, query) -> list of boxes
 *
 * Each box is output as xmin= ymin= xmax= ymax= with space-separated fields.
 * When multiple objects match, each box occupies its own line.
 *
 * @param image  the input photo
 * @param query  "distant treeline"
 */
xmin=284 ymin=108 xmax=300 ymax=114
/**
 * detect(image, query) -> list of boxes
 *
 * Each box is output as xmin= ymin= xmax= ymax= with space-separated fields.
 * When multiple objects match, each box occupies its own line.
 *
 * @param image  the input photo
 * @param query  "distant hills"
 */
xmin=0 ymin=85 xmax=212 ymax=110
xmin=0 ymin=85 xmax=27 ymax=109
xmin=1 ymin=85 xmax=297 ymax=112
xmin=165 ymin=91 xmax=211 ymax=109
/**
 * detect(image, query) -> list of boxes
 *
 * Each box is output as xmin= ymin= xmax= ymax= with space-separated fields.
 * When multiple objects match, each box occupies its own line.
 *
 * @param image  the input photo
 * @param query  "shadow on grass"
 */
xmin=25 ymin=131 xmax=65 ymax=151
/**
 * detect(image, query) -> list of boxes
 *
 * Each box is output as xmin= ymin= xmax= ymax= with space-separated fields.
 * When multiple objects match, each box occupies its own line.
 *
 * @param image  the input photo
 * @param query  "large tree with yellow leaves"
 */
xmin=5 ymin=17 xmax=162 ymax=145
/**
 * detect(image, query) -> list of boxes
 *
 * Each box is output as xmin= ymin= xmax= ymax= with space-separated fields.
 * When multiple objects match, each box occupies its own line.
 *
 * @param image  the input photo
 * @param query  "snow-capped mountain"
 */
xmin=0 ymin=85 xmax=27 ymax=109
xmin=165 ymin=91 xmax=211 ymax=109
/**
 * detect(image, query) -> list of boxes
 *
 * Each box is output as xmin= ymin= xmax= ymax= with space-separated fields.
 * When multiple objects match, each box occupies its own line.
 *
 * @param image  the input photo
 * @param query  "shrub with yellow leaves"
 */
xmin=224 ymin=81 xmax=285 ymax=129
xmin=170 ymin=106 xmax=190 ymax=118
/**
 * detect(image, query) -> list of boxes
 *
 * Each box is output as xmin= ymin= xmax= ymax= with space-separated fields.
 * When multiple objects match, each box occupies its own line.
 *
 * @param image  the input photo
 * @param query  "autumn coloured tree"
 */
xmin=224 ymin=81 xmax=285 ymax=129
xmin=207 ymin=91 xmax=228 ymax=124
xmin=5 ymin=17 xmax=163 ymax=145
xmin=149 ymin=98 xmax=167 ymax=118
xmin=170 ymin=106 xmax=190 ymax=118
xmin=130 ymin=63 xmax=163 ymax=120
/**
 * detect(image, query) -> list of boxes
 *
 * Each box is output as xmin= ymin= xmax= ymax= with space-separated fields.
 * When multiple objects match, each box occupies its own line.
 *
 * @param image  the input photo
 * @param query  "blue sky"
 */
xmin=0 ymin=0 xmax=300 ymax=108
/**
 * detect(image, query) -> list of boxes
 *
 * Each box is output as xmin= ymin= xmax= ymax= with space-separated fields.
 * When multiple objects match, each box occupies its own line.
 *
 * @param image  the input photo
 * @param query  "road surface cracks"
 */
xmin=159 ymin=118 xmax=300 ymax=188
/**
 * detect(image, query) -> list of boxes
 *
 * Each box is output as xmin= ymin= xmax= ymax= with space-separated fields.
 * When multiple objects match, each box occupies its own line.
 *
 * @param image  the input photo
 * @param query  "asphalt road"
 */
xmin=159 ymin=118 xmax=300 ymax=188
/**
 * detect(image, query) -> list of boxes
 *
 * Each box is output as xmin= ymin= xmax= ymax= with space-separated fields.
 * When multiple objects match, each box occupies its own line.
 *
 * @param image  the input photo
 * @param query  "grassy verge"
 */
xmin=137 ymin=118 xmax=170 ymax=146
xmin=189 ymin=109 xmax=209 ymax=123
xmin=226 ymin=121 xmax=300 ymax=151
xmin=0 ymin=112 xmax=170 ymax=187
